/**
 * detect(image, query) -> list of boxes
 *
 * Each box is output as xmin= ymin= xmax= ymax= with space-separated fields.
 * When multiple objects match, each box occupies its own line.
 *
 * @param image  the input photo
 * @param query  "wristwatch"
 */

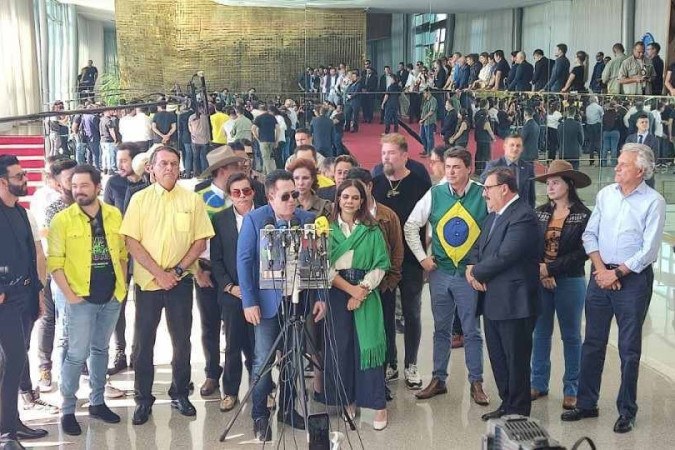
xmin=173 ymin=266 xmax=185 ymax=277
xmin=614 ymin=268 xmax=624 ymax=279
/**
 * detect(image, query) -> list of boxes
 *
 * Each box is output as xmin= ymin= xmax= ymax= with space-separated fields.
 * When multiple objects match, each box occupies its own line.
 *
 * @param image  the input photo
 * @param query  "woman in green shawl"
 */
xmin=323 ymin=180 xmax=390 ymax=431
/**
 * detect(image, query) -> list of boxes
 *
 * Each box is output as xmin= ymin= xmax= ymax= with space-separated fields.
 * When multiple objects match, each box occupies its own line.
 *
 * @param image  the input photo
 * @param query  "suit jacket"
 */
xmin=509 ymin=61 xmax=534 ymax=92
xmin=469 ymin=198 xmax=541 ymax=321
xmin=625 ymin=133 xmax=658 ymax=152
xmin=481 ymin=157 xmax=536 ymax=207
xmin=532 ymin=57 xmax=551 ymax=91
xmin=210 ymin=206 xmax=241 ymax=304
xmin=237 ymin=204 xmax=315 ymax=319
xmin=557 ymin=118 xmax=584 ymax=161
xmin=364 ymin=73 xmax=378 ymax=92
xmin=544 ymin=56 xmax=570 ymax=92
xmin=520 ymin=118 xmax=540 ymax=162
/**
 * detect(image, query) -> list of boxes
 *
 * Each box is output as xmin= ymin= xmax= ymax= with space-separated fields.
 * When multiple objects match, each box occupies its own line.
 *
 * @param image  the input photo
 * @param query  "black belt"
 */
xmin=605 ymin=264 xmax=620 ymax=270
xmin=338 ymin=269 xmax=366 ymax=285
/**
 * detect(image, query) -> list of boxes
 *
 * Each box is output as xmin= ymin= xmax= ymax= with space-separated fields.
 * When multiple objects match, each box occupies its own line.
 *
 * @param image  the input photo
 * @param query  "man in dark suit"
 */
xmin=362 ymin=67 xmax=379 ymax=123
xmin=543 ymin=43 xmax=571 ymax=92
xmin=237 ymin=169 xmax=326 ymax=441
xmin=557 ymin=107 xmax=585 ymax=169
xmin=508 ymin=52 xmax=534 ymax=92
xmin=210 ymin=173 xmax=258 ymax=413
xmin=481 ymin=134 xmax=535 ymax=207
xmin=531 ymin=49 xmax=552 ymax=91
xmin=467 ymin=167 xmax=541 ymax=420
xmin=520 ymin=108 xmax=540 ymax=162
xmin=625 ymin=113 xmax=658 ymax=188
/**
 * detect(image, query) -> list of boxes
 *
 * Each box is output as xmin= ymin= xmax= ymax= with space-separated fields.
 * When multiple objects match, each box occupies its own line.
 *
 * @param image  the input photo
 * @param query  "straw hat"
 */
xmin=532 ymin=159 xmax=591 ymax=188
xmin=199 ymin=145 xmax=245 ymax=179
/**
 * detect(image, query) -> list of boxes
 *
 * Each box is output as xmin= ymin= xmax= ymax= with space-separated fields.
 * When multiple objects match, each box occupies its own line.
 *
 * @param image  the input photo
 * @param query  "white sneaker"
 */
xmin=104 ymin=383 xmax=125 ymax=399
xmin=386 ymin=366 xmax=399 ymax=381
xmin=404 ymin=365 xmax=422 ymax=390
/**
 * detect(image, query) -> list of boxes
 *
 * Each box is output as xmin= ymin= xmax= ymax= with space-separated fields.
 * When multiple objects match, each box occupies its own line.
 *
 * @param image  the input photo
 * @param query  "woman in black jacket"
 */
xmin=530 ymin=160 xmax=592 ymax=411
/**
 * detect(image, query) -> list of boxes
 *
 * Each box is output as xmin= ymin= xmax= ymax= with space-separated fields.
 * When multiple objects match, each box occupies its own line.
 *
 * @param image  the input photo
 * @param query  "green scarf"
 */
xmin=330 ymin=222 xmax=390 ymax=370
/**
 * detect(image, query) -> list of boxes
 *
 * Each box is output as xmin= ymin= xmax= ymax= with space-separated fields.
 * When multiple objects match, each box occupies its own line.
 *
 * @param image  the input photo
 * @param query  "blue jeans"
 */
xmin=100 ymin=142 xmax=117 ymax=171
xmin=50 ymin=279 xmax=69 ymax=365
xmin=251 ymin=313 xmax=295 ymax=420
xmin=602 ymin=130 xmax=620 ymax=165
xmin=60 ymin=299 xmax=120 ymax=414
xmin=75 ymin=141 xmax=87 ymax=165
xmin=181 ymin=143 xmax=194 ymax=176
xmin=89 ymin=141 xmax=101 ymax=169
xmin=531 ymin=276 xmax=586 ymax=397
xmin=428 ymin=270 xmax=483 ymax=383
xmin=421 ymin=123 xmax=436 ymax=154
xmin=576 ymin=269 xmax=651 ymax=418
xmin=192 ymin=144 xmax=209 ymax=176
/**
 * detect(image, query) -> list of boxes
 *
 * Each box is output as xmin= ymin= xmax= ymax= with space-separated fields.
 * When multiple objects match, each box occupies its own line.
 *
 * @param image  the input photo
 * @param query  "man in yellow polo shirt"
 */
xmin=48 ymin=165 xmax=128 ymax=436
xmin=120 ymin=145 xmax=214 ymax=425
xmin=210 ymin=103 xmax=230 ymax=145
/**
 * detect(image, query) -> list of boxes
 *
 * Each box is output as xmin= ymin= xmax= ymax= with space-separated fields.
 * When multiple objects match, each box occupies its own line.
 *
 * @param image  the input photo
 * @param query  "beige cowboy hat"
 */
xmin=199 ymin=145 xmax=245 ymax=179
xmin=533 ymin=159 xmax=592 ymax=188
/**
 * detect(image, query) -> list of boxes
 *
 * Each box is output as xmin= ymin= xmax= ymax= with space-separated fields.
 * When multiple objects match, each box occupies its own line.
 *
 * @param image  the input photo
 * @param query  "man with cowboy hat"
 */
xmin=529 ymin=159 xmax=592 ymax=412
xmin=194 ymin=145 xmax=247 ymax=398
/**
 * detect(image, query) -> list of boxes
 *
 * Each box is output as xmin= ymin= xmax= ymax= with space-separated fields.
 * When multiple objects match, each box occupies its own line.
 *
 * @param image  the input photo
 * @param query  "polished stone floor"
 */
xmin=19 ymin=248 xmax=675 ymax=450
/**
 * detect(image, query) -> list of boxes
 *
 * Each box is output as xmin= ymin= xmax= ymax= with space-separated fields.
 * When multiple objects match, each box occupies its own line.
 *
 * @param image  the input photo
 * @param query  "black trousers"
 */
xmin=484 ymin=316 xmax=536 ymax=416
xmin=19 ymin=308 xmax=36 ymax=392
xmin=546 ymin=128 xmax=559 ymax=160
xmin=0 ymin=291 xmax=30 ymax=439
xmin=220 ymin=295 xmax=255 ymax=396
xmin=475 ymin=142 xmax=492 ymax=174
xmin=362 ymin=94 xmax=374 ymax=122
xmin=586 ymin=123 xmax=602 ymax=160
xmin=133 ymin=278 xmax=193 ymax=406
xmin=36 ymin=275 xmax=55 ymax=370
xmin=399 ymin=261 xmax=423 ymax=367
xmin=195 ymin=279 xmax=222 ymax=380
xmin=380 ymin=288 xmax=398 ymax=368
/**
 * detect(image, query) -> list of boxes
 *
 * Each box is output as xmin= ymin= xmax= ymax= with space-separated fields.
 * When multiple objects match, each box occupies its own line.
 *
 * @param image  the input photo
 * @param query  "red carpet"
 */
xmin=342 ymin=116 xmax=546 ymax=176
xmin=0 ymin=134 xmax=45 ymax=207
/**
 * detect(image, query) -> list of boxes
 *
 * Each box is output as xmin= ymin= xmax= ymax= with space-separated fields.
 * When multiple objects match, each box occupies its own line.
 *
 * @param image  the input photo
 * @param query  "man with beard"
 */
xmin=0 ymin=155 xmax=49 ymax=449
xmin=103 ymin=142 xmax=144 ymax=375
xmin=48 ymin=165 xmax=128 ymax=435
xmin=372 ymin=134 xmax=431 ymax=390
xmin=120 ymin=146 xmax=214 ymax=425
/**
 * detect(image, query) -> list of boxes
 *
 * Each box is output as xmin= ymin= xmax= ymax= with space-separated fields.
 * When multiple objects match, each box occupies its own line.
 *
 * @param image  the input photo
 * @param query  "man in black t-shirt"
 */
xmin=0 ymin=155 xmax=49 ymax=444
xmin=151 ymin=102 xmax=177 ymax=145
xmin=371 ymin=134 xmax=431 ymax=391
xmin=99 ymin=110 xmax=119 ymax=174
xmin=49 ymin=165 xmax=127 ymax=435
xmin=492 ymin=50 xmax=510 ymax=91
xmin=473 ymin=99 xmax=496 ymax=173
xmin=251 ymin=104 xmax=279 ymax=175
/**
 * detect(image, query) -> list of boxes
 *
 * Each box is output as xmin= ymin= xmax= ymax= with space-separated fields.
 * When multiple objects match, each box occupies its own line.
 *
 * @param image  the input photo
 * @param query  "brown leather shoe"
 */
xmin=470 ymin=381 xmax=490 ymax=406
xmin=199 ymin=378 xmax=219 ymax=397
xmin=219 ymin=395 xmax=238 ymax=412
xmin=414 ymin=378 xmax=447 ymax=400
xmin=451 ymin=335 xmax=464 ymax=349
xmin=562 ymin=396 xmax=577 ymax=410
xmin=530 ymin=389 xmax=548 ymax=401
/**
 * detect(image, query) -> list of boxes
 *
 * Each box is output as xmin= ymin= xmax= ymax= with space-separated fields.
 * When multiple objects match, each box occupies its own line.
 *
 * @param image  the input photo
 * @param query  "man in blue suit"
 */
xmin=542 ymin=43 xmax=571 ymax=92
xmin=481 ymin=134 xmax=536 ymax=207
xmin=237 ymin=169 xmax=326 ymax=441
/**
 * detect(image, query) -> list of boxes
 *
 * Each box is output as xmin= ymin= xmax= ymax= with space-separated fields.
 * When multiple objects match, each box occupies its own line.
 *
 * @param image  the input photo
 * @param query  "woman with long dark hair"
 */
xmin=530 ymin=160 xmax=592 ymax=411
xmin=561 ymin=51 xmax=589 ymax=93
xmin=323 ymin=180 xmax=390 ymax=430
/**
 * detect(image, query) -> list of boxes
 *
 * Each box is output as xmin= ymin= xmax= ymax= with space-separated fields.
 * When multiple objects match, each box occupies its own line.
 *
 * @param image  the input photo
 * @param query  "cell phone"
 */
xmin=307 ymin=413 xmax=330 ymax=450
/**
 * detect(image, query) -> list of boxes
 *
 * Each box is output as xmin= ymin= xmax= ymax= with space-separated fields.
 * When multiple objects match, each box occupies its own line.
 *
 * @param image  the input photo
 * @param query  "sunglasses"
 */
xmin=4 ymin=171 xmax=28 ymax=181
xmin=230 ymin=187 xmax=253 ymax=197
xmin=280 ymin=191 xmax=300 ymax=202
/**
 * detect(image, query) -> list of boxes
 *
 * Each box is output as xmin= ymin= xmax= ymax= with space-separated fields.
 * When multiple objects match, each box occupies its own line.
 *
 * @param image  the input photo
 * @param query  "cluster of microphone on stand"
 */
xmin=263 ymin=216 xmax=330 ymax=264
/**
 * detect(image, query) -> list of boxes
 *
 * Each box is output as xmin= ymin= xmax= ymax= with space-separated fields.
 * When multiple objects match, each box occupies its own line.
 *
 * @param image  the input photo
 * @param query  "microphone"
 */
xmin=263 ymin=218 xmax=275 ymax=269
xmin=276 ymin=219 xmax=289 ymax=247
xmin=289 ymin=218 xmax=301 ymax=252
xmin=314 ymin=216 xmax=330 ymax=257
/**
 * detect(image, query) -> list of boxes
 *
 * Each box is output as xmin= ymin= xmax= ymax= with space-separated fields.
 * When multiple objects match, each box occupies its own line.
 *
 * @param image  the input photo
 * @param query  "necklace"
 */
xmin=387 ymin=178 xmax=403 ymax=198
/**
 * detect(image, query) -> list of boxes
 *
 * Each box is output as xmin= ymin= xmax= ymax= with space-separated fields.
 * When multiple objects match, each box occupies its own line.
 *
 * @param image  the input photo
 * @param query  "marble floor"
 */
xmin=18 ymin=247 xmax=675 ymax=450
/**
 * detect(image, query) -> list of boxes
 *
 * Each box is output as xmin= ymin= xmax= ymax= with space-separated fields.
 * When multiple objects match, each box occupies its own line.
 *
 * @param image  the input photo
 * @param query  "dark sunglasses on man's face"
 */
xmin=280 ymin=191 xmax=300 ymax=202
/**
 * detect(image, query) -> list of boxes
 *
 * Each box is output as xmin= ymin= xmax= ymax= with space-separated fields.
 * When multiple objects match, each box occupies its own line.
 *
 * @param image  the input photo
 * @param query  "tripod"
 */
xmin=219 ymin=230 xmax=356 ymax=445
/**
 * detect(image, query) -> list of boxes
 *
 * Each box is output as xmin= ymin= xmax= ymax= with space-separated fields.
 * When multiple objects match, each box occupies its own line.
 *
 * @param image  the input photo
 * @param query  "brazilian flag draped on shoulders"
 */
xmin=429 ymin=180 xmax=488 ymax=275
xmin=197 ymin=185 xmax=230 ymax=219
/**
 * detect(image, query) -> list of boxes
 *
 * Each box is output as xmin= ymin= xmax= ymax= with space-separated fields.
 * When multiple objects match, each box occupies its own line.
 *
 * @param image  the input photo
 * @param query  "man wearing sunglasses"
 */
xmin=0 ymin=155 xmax=49 ymax=448
xmin=237 ymin=169 xmax=326 ymax=441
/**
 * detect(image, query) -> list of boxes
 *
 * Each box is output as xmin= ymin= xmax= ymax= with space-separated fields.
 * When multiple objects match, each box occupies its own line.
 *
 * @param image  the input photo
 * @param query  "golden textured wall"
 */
xmin=115 ymin=0 xmax=366 ymax=96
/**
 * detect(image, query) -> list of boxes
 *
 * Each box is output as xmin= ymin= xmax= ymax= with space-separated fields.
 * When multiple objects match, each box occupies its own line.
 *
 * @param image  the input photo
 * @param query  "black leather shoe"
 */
xmin=15 ymin=421 xmax=48 ymax=440
xmin=171 ymin=397 xmax=196 ymax=417
xmin=253 ymin=417 xmax=272 ymax=442
xmin=277 ymin=409 xmax=305 ymax=430
xmin=61 ymin=414 xmax=81 ymax=436
xmin=613 ymin=415 xmax=635 ymax=433
xmin=132 ymin=405 xmax=152 ymax=425
xmin=481 ymin=409 xmax=505 ymax=421
xmin=561 ymin=407 xmax=599 ymax=422
xmin=0 ymin=439 xmax=26 ymax=450
xmin=89 ymin=403 xmax=121 ymax=423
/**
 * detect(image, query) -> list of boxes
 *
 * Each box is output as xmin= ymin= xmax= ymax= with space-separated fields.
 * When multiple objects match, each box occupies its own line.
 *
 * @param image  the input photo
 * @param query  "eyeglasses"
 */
xmin=483 ymin=183 xmax=504 ymax=191
xmin=3 ymin=171 xmax=28 ymax=181
xmin=280 ymin=191 xmax=300 ymax=202
xmin=230 ymin=187 xmax=253 ymax=197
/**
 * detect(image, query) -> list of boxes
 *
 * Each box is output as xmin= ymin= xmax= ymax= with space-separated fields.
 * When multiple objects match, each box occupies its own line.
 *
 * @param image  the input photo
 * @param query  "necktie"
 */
xmin=638 ymin=134 xmax=643 ymax=144
xmin=510 ymin=162 xmax=520 ymax=186
xmin=487 ymin=214 xmax=500 ymax=238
